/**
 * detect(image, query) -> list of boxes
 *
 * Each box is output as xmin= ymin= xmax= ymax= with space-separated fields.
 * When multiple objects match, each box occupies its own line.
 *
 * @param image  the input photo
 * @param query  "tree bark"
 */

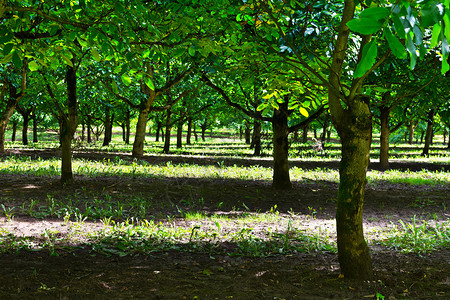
xmin=379 ymin=105 xmax=390 ymax=170
xmin=21 ymin=113 xmax=29 ymax=145
xmin=103 ymin=106 xmax=111 ymax=146
xmin=163 ymin=110 xmax=172 ymax=154
xmin=176 ymin=121 xmax=183 ymax=148
xmin=251 ymin=120 xmax=262 ymax=156
xmin=302 ymin=124 xmax=309 ymax=143
xmin=186 ymin=118 xmax=192 ymax=145
xmin=244 ymin=122 xmax=251 ymax=144
xmin=327 ymin=0 xmax=373 ymax=280
xmin=155 ymin=120 xmax=162 ymax=142
xmin=0 ymin=63 xmax=27 ymax=153
xmin=422 ymin=110 xmax=434 ymax=156
xmin=87 ymin=115 xmax=92 ymax=143
xmin=193 ymin=123 xmax=198 ymax=142
xmin=32 ymin=108 xmax=38 ymax=143
xmin=272 ymin=104 xmax=292 ymax=190
xmin=201 ymin=121 xmax=207 ymax=142
xmin=333 ymin=99 xmax=373 ymax=279
xmin=60 ymin=65 xmax=79 ymax=184
xmin=11 ymin=120 xmax=18 ymax=142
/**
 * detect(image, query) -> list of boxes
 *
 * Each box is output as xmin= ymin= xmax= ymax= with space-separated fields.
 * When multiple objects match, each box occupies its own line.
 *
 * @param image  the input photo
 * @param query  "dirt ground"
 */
xmin=0 ymin=150 xmax=449 ymax=299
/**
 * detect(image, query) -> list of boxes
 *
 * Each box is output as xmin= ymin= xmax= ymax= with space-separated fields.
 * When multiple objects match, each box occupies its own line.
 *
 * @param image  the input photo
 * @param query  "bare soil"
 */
xmin=0 ymin=149 xmax=449 ymax=299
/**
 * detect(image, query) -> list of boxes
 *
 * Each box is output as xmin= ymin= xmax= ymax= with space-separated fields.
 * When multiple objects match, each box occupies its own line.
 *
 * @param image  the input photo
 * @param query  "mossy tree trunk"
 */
xmin=327 ymin=0 xmax=373 ymax=280
xmin=334 ymin=97 xmax=373 ymax=279
xmin=272 ymin=101 xmax=291 ymax=190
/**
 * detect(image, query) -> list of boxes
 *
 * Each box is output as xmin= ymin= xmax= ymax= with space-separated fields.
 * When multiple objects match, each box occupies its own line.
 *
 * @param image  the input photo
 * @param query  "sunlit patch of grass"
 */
xmin=368 ymin=169 xmax=450 ymax=186
xmin=377 ymin=217 xmax=450 ymax=253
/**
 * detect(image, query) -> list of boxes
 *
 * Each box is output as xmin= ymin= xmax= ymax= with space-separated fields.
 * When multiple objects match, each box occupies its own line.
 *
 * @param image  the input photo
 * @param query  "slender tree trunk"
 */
xmin=176 ymin=121 xmax=183 ymax=149
xmin=272 ymin=105 xmax=291 ymax=190
xmin=121 ymin=123 xmax=126 ymax=143
xmin=87 ymin=115 xmax=92 ymax=143
xmin=60 ymin=65 xmax=79 ymax=184
xmin=251 ymin=120 xmax=262 ymax=156
xmin=379 ymin=105 xmax=390 ymax=170
xmin=103 ymin=106 xmax=111 ymax=146
xmin=186 ymin=118 xmax=192 ymax=145
xmin=163 ymin=110 xmax=172 ymax=154
xmin=422 ymin=110 xmax=434 ymax=156
xmin=244 ymin=122 xmax=251 ymax=144
xmin=193 ymin=123 xmax=198 ymax=142
xmin=22 ymin=114 xmax=29 ymax=145
xmin=11 ymin=120 xmax=17 ymax=142
xmin=32 ymin=109 xmax=38 ymax=143
xmin=302 ymin=124 xmax=308 ymax=143
xmin=125 ymin=110 xmax=131 ymax=145
xmin=0 ymin=65 xmax=27 ymax=153
xmin=155 ymin=121 xmax=162 ymax=142
xmin=133 ymin=108 xmax=152 ymax=156
xmin=201 ymin=121 xmax=207 ymax=142
xmin=448 ymin=126 xmax=450 ymax=149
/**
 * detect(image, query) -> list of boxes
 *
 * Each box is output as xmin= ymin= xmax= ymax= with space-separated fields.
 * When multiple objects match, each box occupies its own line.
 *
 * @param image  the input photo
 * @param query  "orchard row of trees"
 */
xmin=1 ymin=0 xmax=449 ymax=280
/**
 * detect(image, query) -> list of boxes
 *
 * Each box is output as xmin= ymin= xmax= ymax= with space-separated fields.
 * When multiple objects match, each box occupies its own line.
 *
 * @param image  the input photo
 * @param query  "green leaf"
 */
xmin=271 ymin=101 xmax=279 ymax=110
xmin=299 ymin=107 xmax=309 ymax=118
xmin=257 ymin=103 xmax=268 ymax=111
xmin=406 ymin=34 xmax=417 ymax=69
xmin=3 ymin=43 xmax=13 ymax=55
xmin=188 ymin=46 xmax=195 ymax=56
xmin=347 ymin=18 xmax=383 ymax=35
xmin=430 ymin=23 xmax=441 ymax=48
xmin=0 ymin=52 xmax=13 ymax=63
xmin=144 ymin=76 xmax=155 ymax=91
xmin=443 ymin=11 xmax=450 ymax=42
xmin=421 ymin=2 xmax=444 ymax=27
xmin=12 ymin=51 xmax=22 ymax=69
xmin=392 ymin=14 xmax=406 ymax=39
xmin=384 ymin=28 xmax=406 ymax=59
xmin=60 ymin=53 xmax=73 ymax=67
xmin=0 ymin=32 xmax=14 ymax=44
xmin=359 ymin=7 xmax=390 ymax=20
xmin=91 ymin=48 xmax=101 ymax=62
xmin=354 ymin=39 xmax=377 ymax=78
xmin=121 ymin=73 xmax=132 ymax=86
xmin=111 ymin=80 xmax=119 ymax=93
xmin=28 ymin=61 xmax=39 ymax=71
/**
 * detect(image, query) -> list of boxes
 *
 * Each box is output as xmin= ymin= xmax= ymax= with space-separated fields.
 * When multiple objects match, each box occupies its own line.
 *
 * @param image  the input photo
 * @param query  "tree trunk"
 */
xmin=333 ymin=98 xmax=373 ymax=280
xmin=422 ymin=110 xmax=434 ymax=156
xmin=155 ymin=121 xmax=162 ymax=142
xmin=121 ymin=123 xmax=126 ymax=143
xmin=103 ymin=106 xmax=111 ymax=146
xmin=251 ymin=120 xmax=262 ymax=156
xmin=125 ymin=110 xmax=131 ymax=145
xmin=448 ymin=126 xmax=450 ymax=149
xmin=193 ymin=123 xmax=198 ymax=142
xmin=163 ymin=110 xmax=172 ymax=154
xmin=302 ymin=124 xmax=308 ymax=143
xmin=272 ymin=105 xmax=292 ymax=190
xmin=22 ymin=113 xmax=29 ymax=145
xmin=87 ymin=115 xmax=92 ymax=143
xmin=201 ymin=121 xmax=207 ymax=142
xmin=176 ymin=121 xmax=183 ymax=148
xmin=379 ymin=105 xmax=390 ymax=170
xmin=186 ymin=118 xmax=192 ymax=145
xmin=32 ymin=108 xmax=38 ymax=143
xmin=0 ymin=71 xmax=27 ymax=153
xmin=60 ymin=65 xmax=79 ymax=184
xmin=133 ymin=108 xmax=152 ymax=156
xmin=11 ymin=120 xmax=17 ymax=142
xmin=244 ymin=122 xmax=251 ymax=144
